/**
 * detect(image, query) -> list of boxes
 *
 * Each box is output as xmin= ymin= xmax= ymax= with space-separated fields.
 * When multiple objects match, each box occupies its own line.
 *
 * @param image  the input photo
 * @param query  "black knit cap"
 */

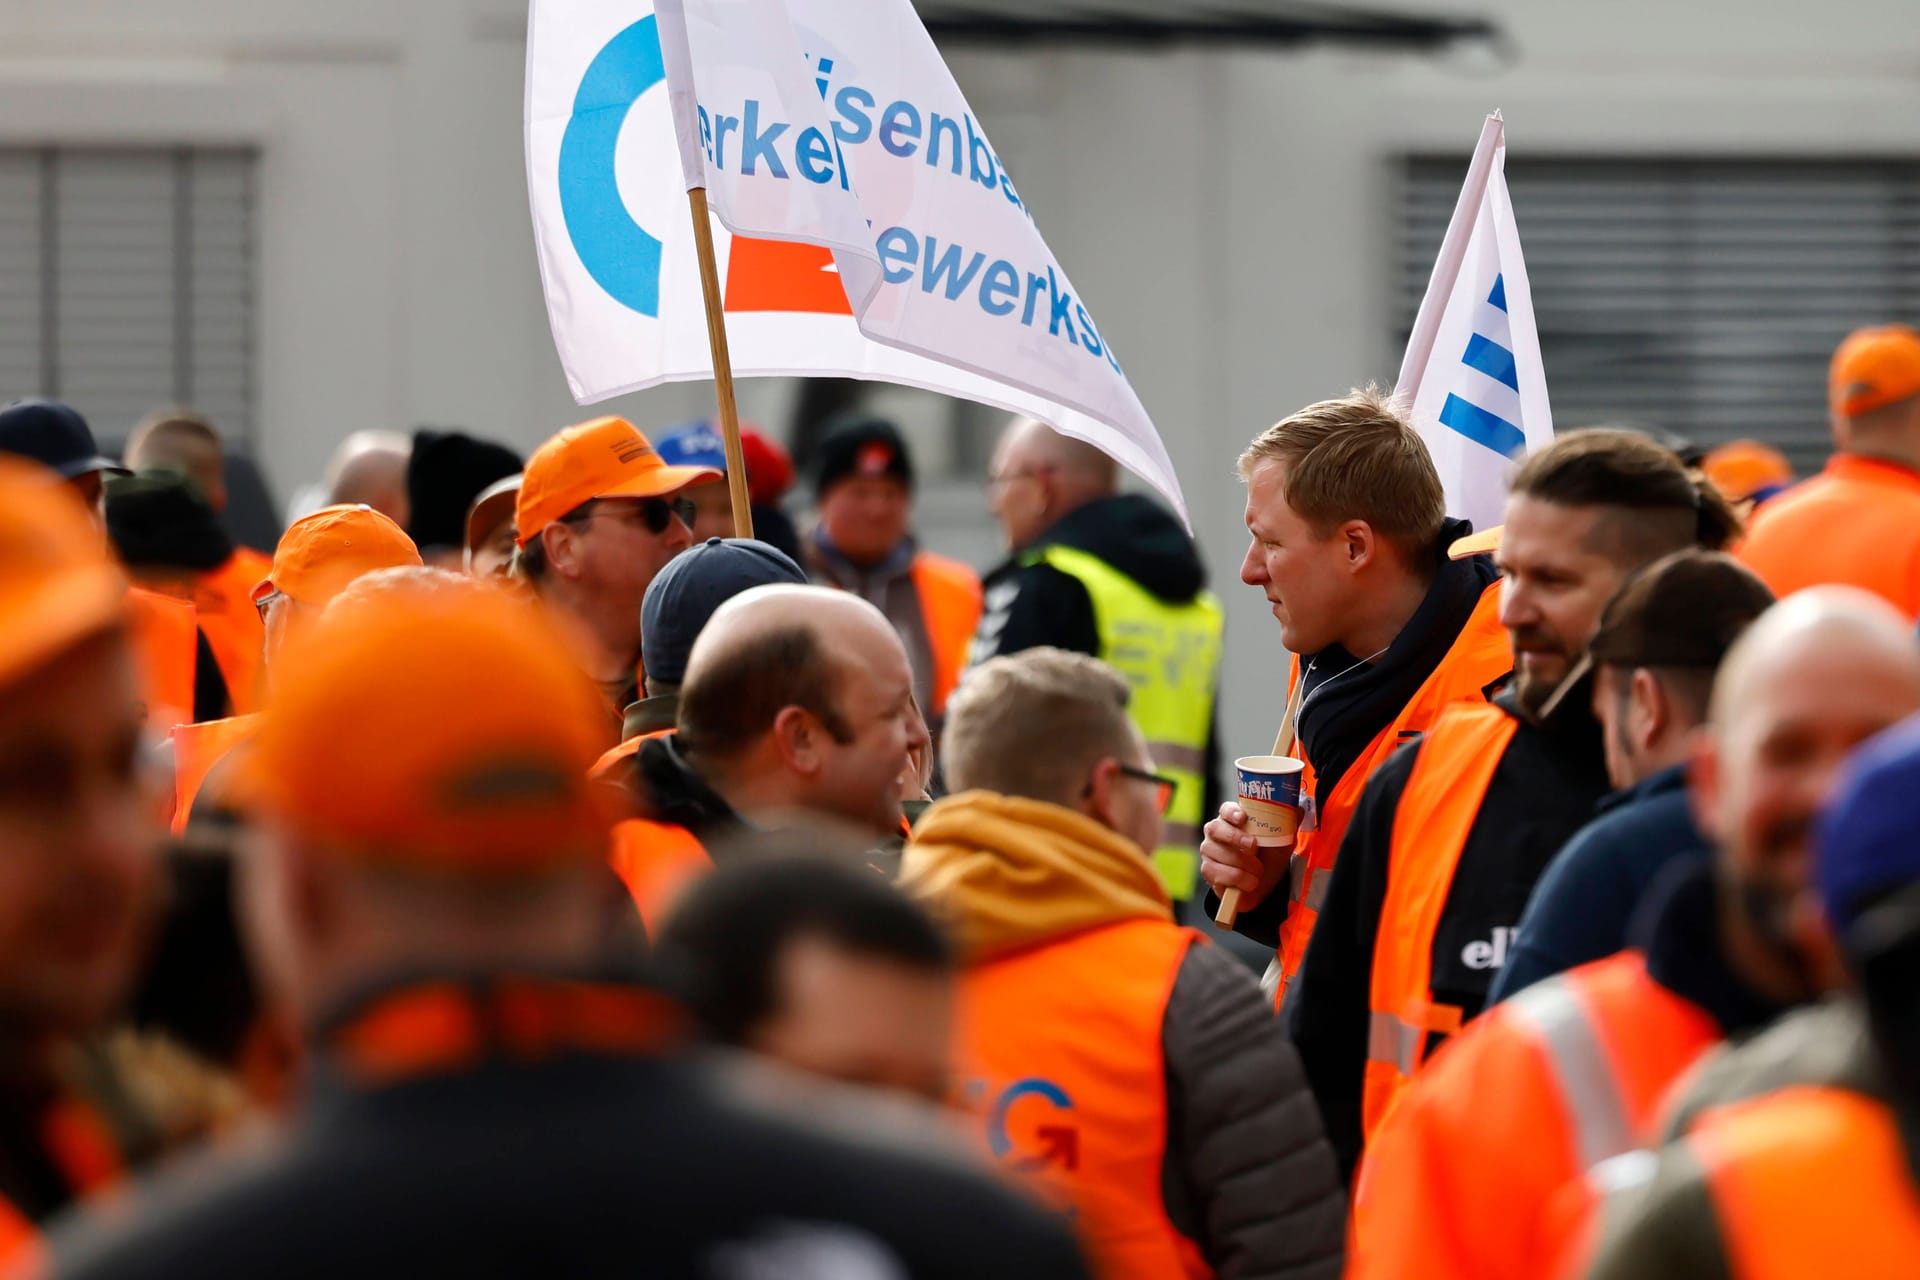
xmin=812 ymin=415 xmax=914 ymax=499
xmin=405 ymin=428 xmax=524 ymax=554
xmin=1588 ymin=549 xmax=1775 ymax=671
xmin=106 ymin=471 xmax=234 ymax=572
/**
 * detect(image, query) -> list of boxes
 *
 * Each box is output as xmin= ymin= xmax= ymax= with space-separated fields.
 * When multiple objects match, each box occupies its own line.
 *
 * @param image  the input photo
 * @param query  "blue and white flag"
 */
xmin=1396 ymin=112 xmax=1553 ymax=534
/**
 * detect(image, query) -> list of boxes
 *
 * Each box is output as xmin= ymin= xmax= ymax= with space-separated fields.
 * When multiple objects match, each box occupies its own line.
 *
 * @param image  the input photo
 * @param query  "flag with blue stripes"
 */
xmin=1397 ymin=112 xmax=1554 ymax=535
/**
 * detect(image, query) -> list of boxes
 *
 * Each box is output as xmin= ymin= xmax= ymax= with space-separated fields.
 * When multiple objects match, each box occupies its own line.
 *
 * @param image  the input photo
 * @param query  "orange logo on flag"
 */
xmin=724 ymin=237 xmax=854 ymax=316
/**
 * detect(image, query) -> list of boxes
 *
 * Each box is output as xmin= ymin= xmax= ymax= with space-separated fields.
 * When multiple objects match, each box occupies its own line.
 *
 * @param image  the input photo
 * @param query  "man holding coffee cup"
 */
xmin=1200 ymin=389 xmax=1511 ymax=1001
xmin=1279 ymin=429 xmax=1742 ymax=1181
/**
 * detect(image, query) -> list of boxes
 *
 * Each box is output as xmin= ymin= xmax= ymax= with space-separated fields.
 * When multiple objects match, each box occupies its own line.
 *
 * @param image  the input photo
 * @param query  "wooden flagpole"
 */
xmin=686 ymin=187 xmax=756 ymax=540
xmin=1214 ymin=676 xmax=1306 ymax=929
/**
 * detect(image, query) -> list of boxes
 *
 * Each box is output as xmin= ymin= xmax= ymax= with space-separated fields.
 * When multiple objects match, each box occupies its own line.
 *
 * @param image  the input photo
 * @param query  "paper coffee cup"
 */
xmin=1235 ymin=755 xmax=1306 ymax=848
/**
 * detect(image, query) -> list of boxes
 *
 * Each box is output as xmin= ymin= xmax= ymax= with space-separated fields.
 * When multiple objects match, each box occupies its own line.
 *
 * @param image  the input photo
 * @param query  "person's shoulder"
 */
xmin=695 ymin=1060 xmax=1090 ymax=1274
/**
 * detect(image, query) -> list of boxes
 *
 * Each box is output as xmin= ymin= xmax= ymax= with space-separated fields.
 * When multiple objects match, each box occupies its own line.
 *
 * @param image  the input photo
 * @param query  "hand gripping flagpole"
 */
xmin=686 ymin=188 xmax=756 ymax=540
xmin=1214 ymin=677 xmax=1306 ymax=930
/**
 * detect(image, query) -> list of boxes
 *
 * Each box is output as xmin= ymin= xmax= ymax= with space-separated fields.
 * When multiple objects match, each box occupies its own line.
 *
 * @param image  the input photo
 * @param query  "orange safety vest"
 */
xmin=125 ymin=586 xmax=199 ymax=728
xmin=191 ymin=549 xmax=271 ymax=715
xmin=956 ymin=917 xmax=1212 ymax=1280
xmin=169 ymin=714 xmax=263 ymax=834
xmin=0 ymin=1192 xmax=39 ymax=1273
xmin=1736 ymin=454 xmax=1920 ymax=620
xmin=608 ymin=818 xmax=712 ymax=935
xmin=1273 ymin=580 xmax=1510 ymax=1004
xmin=1350 ymin=951 xmax=1721 ymax=1280
xmin=1689 ymin=1086 xmax=1920 ymax=1279
xmin=911 ymin=552 xmax=983 ymax=718
xmin=588 ymin=727 xmax=672 ymax=782
xmin=1362 ymin=701 xmax=1519 ymax=1142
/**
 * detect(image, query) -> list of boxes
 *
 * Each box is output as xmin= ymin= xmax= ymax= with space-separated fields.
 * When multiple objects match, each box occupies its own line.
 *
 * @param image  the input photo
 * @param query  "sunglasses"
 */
xmin=568 ymin=495 xmax=697 ymax=536
xmin=1084 ymin=763 xmax=1179 ymax=816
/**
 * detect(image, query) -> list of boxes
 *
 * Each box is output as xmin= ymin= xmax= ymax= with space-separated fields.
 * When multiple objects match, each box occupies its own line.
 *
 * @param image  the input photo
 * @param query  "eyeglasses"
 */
xmin=253 ymin=589 xmax=284 ymax=623
xmin=986 ymin=465 xmax=1054 ymax=489
xmin=1083 ymin=763 xmax=1179 ymax=815
xmin=567 ymin=495 xmax=697 ymax=536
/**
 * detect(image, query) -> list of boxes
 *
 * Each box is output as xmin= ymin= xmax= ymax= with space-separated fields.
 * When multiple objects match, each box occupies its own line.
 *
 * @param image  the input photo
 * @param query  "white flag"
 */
xmin=1396 ymin=112 xmax=1553 ymax=534
xmin=525 ymin=0 xmax=1186 ymax=521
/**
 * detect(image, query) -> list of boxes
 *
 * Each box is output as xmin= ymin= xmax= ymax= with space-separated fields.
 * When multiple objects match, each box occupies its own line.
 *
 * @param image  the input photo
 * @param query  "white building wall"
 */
xmin=3 ymin=0 xmax=1918 ymax=766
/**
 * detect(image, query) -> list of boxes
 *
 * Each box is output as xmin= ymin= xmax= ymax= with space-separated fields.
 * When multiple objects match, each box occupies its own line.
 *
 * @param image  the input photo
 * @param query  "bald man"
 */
xmin=975 ymin=416 xmax=1223 ymax=904
xmin=608 ymin=584 xmax=931 ymax=928
xmin=323 ymin=431 xmax=411 ymax=529
xmin=1348 ymin=586 xmax=1920 ymax=1280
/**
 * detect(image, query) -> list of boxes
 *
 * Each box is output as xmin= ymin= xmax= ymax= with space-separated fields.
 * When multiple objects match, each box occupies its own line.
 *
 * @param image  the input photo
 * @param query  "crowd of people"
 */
xmin=0 ymin=321 xmax=1919 ymax=1278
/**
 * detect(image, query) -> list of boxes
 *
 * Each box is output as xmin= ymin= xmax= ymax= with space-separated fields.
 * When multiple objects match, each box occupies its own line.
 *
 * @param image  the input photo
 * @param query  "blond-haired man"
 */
xmin=1199 ymin=388 xmax=1510 ymax=1001
xmin=903 ymin=647 xmax=1345 ymax=1280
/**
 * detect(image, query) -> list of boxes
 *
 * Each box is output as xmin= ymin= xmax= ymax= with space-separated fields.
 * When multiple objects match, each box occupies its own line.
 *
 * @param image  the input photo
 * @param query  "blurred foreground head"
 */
xmin=233 ymin=577 xmax=624 ymax=1028
xmin=1692 ymin=586 xmax=1920 ymax=1004
xmin=655 ymin=854 xmax=953 ymax=1101
xmin=0 ymin=459 xmax=160 ymax=1043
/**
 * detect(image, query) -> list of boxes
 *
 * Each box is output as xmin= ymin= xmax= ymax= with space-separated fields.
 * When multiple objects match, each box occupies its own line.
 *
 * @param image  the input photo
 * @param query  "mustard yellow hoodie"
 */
xmin=898 ymin=790 xmax=1172 ymax=965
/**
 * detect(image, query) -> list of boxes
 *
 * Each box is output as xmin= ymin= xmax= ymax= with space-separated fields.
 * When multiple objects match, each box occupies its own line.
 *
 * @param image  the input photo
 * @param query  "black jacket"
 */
xmin=971 ymin=494 xmax=1221 ymax=811
xmin=1161 ymin=946 xmax=1346 ymax=1279
xmin=1207 ymin=522 xmax=1501 ymax=944
xmin=1283 ymin=679 xmax=1611 ymax=1181
xmin=631 ymin=734 xmax=749 ymax=849
xmin=46 ymin=973 xmax=1090 ymax=1280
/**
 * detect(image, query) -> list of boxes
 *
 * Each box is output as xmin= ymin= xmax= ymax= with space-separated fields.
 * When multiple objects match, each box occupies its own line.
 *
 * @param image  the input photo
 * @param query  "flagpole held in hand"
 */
xmin=1214 ymin=675 xmax=1307 ymax=928
xmin=686 ymin=187 xmax=756 ymax=540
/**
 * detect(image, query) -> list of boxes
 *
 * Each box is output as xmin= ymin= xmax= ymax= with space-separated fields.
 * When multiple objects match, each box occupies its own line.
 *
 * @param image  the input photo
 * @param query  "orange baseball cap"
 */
xmin=515 ymin=417 xmax=721 ymax=547
xmin=253 ymin=505 xmax=423 ymax=607
xmin=1702 ymin=439 xmax=1794 ymax=505
xmin=0 ymin=457 xmax=128 ymax=691
xmin=1830 ymin=325 xmax=1920 ymax=419
xmin=238 ymin=580 xmax=618 ymax=868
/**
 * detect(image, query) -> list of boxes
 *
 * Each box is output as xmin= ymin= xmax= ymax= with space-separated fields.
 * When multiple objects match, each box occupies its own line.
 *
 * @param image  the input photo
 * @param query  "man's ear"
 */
xmin=1083 ymin=756 xmax=1122 ymax=830
xmin=770 ymin=705 xmax=823 ymax=777
xmin=1630 ymin=667 xmax=1668 ymax=753
xmin=1686 ymin=728 xmax=1722 ymax=844
xmin=1339 ymin=520 xmax=1377 ymax=574
xmin=541 ymin=521 xmax=582 ymax=580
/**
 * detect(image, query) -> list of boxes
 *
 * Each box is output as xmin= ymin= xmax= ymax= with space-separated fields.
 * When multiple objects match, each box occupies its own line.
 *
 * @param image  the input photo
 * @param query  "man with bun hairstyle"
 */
xmin=1274 ymin=428 xmax=1742 ymax=1180
xmin=1738 ymin=324 xmax=1920 ymax=618
xmin=48 ymin=578 xmax=1087 ymax=1279
xmin=1346 ymin=552 xmax=1785 ymax=1280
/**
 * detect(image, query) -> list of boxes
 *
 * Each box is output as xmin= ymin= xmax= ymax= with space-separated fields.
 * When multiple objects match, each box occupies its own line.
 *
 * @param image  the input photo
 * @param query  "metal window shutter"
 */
xmin=0 ymin=147 xmax=256 ymax=448
xmin=1399 ymin=157 xmax=1920 ymax=475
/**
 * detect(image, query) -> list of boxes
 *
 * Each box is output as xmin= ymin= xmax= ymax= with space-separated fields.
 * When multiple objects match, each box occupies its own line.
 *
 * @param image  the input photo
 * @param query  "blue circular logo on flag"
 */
xmin=558 ymin=17 xmax=666 ymax=317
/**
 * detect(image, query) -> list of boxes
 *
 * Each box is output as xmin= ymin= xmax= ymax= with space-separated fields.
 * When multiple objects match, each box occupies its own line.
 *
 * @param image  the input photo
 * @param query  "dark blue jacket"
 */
xmin=1488 ymin=764 xmax=1708 ymax=1004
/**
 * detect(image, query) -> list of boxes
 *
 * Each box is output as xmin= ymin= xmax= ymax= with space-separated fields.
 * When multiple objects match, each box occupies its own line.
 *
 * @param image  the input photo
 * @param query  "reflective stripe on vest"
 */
xmin=608 ymin=818 xmax=711 ymax=936
xmin=1693 ymin=1087 xmax=1920 ymax=1280
xmin=1026 ymin=544 xmax=1224 ymax=901
xmin=1506 ymin=978 xmax=1635 ymax=1171
xmin=126 ymin=586 xmax=198 ymax=729
xmin=1362 ymin=701 xmax=1518 ymax=1140
xmin=957 ymin=918 xmax=1213 ymax=1280
xmin=1274 ymin=580 xmax=1511 ymax=1006
xmin=910 ymin=552 xmax=983 ymax=718
xmin=169 ymin=714 xmax=263 ymax=835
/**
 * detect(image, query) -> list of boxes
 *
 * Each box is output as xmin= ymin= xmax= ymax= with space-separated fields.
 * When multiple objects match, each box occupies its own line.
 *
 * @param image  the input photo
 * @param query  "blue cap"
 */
xmin=1816 ymin=713 xmax=1920 ymax=935
xmin=641 ymin=537 xmax=807 ymax=686
xmin=0 ymin=399 xmax=127 ymax=481
xmin=655 ymin=422 xmax=729 ymax=474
